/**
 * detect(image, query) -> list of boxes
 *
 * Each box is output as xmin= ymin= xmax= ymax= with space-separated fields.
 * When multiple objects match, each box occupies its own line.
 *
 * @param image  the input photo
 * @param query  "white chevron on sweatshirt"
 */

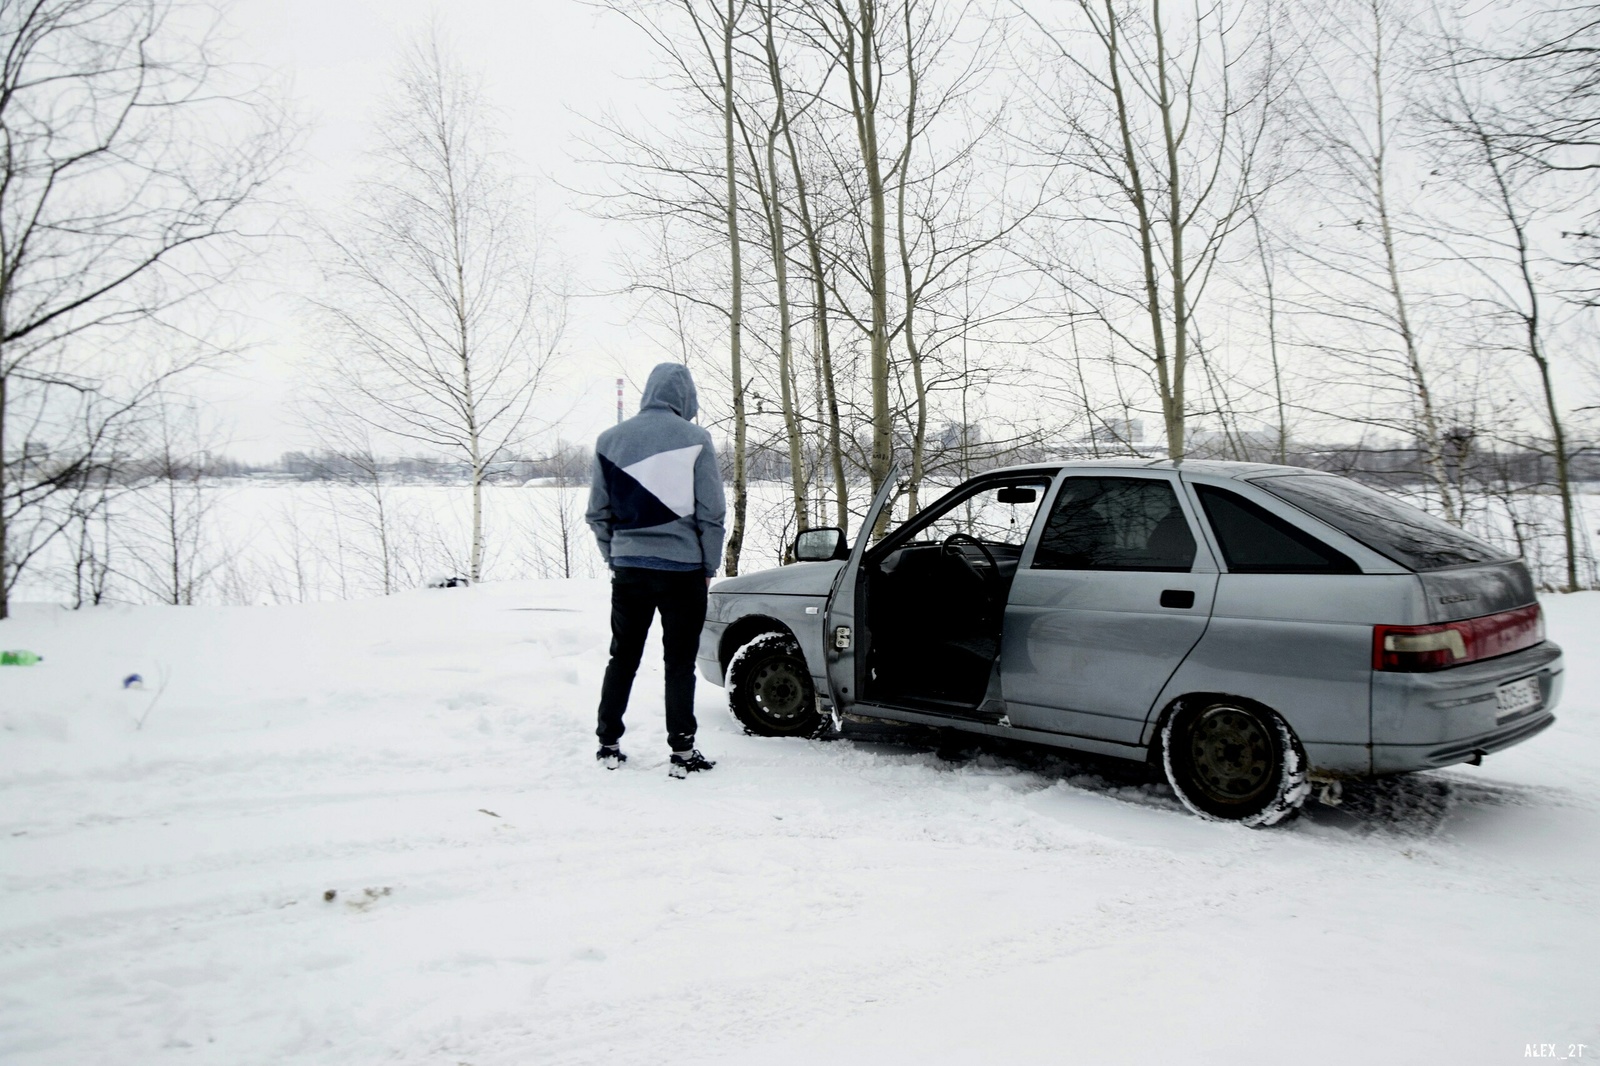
xmin=622 ymin=444 xmax=702 ymax=518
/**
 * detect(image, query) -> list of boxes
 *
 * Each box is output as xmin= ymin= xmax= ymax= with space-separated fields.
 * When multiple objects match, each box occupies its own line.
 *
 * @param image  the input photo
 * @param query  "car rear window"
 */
xmin=1250 ymin=474 xmax=1513 ymax=572
xmin=1194 ymin=485 xmax=1359 ymax=574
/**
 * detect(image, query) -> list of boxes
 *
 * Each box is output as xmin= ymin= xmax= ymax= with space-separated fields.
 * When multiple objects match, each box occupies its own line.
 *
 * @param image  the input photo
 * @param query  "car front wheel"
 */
xmin=1161 ymin=700 xmax=1310 ymax=827
xmin=727 ymin=633 xmax=823 ymax=738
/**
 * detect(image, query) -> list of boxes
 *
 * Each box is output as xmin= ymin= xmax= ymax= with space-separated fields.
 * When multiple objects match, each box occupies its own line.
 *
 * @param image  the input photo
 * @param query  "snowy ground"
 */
xmin=1 ymin=582 xmax=1597 ymax=1065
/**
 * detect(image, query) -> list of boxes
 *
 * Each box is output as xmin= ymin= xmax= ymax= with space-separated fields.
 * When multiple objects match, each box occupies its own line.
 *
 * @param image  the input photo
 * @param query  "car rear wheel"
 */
xmin=1161 ymin=700 xmax=1309 ymax=826
xmin=727 ymin=633 xmax=823 ymax=738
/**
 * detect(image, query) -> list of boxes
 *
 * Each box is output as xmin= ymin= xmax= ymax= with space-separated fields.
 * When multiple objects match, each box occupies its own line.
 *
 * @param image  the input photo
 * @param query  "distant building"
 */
xmin=1187 ymin=428 xmax=1281 ymax=458
xmin=1091 ymin=419 xmax=1144 ymax=445
xmin=485 ymin=459 xmax=537 ymax=481
xmin=936 ymin=422 xmax=983 ymax=451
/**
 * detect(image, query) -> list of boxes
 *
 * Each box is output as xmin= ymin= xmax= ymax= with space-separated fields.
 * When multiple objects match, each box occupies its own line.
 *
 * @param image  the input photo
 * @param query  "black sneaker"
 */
xmin=668 ymin=749 xmax=716 ymax=778
xmin=596 ymin=745 xmax=626 ymax=770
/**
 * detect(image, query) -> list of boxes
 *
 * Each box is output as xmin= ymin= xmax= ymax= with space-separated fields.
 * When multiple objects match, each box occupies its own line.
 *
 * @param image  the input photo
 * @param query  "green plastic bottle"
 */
xmin=1 ymin=650 xmax=42 ymax=665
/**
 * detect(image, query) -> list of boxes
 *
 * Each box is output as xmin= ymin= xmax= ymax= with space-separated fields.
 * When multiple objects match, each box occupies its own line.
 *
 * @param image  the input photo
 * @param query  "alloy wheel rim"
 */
xmin=1188 ymin=706 xmax=1274 ymax=802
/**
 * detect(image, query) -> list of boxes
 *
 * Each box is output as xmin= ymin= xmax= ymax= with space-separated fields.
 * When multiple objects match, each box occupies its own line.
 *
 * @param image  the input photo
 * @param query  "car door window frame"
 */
xmin=1019 ymin=471 xmax=1218 ymax=574
xmin=866 ymin=472 xmax=1056 ymax=563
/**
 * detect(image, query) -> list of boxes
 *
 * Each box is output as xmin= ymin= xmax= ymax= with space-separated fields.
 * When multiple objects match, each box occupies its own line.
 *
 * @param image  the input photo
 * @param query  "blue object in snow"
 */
xmin=122 ymin=673 xmax=143 ymax=690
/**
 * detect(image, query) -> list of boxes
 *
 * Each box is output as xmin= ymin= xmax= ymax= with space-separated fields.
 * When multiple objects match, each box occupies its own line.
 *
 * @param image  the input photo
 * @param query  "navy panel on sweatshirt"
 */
xmin=598 ymin=453 xmax=682 ymax=531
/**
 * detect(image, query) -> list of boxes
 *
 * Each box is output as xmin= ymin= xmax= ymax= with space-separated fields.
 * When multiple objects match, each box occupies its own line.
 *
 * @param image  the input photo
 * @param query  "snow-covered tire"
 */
xmin=1161 ymin=700 xmax=1310 ymax=827
xmin=727 ymin=633 xmax=823 ymax=738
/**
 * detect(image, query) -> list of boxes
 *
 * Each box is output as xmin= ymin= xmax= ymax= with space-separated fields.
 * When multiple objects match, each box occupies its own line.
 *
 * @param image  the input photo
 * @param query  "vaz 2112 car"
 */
xmin=698 ymin=461 xmax=1562 ymax=826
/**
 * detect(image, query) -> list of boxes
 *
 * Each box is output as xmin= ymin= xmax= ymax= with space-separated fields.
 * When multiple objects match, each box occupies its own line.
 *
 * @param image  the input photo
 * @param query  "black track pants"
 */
xmin=595 ymin=567 xmax=708 ymax=752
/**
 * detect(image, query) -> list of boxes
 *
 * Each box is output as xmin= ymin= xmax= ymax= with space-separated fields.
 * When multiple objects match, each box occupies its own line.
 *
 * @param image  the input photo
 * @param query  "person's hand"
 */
xmin=705 ymin=576 xmax=713 ymax=588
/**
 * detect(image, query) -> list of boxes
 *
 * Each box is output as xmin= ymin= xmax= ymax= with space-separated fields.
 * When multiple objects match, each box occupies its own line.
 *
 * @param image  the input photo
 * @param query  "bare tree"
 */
xmin=1460 ymin=2 xmax=1599 ymax=199
xmin=311 ymin=446 xmax=402 ymax=596
xmin=523 ymin=469 xmax=597 ymax=580
xmin=1492 ymin=3 xmax=1600 ymax=304
xmin=1022 ymin=0 xmax=1281 ymax=461
xmin=1282 ymin=0 xmax=1464 ymax=520
xmin=767 ymin=10 xmax=851 ymax=532
xmin=1247 ymin=194 xmax=1290 ymax=463
xmin=1427 ymin=42 xmax=1584 ymax=588
xmin=597 ymin=0 xmax=1044 ymax=553
xmin=2 ymin=369 xmax=144 ymax=606
xmin=827 ymin=0 xmax=895 ymax=512
xmin=887 ymin=7 xmax=1041 ymax=513
xmin=750 ymin=0 xmax=1034 ymax=529
xmin=586 ymin=0 xmax=756 ymax=572
xmin=0 ymin=0 xmax=288 ymax=617
xmin=313 ymin=33 xmax=564 ymax=584
xmin=745 ymin=0 xmax=810 ymax=539
xmin=64 ymin=477 xmax=116 ymax=608
xmin=718 ymin=0 xmax=752 ymax=574
xmin=119 ymin=395 xmax=225 ymax=605
xmin=297 ymin=391 xmax=435 ymax=597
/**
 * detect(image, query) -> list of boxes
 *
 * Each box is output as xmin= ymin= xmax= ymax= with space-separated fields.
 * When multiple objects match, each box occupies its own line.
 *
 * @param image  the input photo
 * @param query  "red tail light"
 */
xmin=1373 ymin=604 xmax=1544 ymax=672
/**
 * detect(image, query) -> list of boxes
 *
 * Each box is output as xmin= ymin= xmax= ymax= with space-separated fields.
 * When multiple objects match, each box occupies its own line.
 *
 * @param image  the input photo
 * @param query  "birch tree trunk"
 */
xmin=721 ymin=0 xmax=749 ymax=576
xmin=773 ymin=58 xmax=849 ymax=532
xmin=1154 ymin=0 xmax=1190 ymax=461
xmin=1368 ymin=8 xmax=1456 ymax=523
xmin=895 ymin=0 xmax=928 ymax=514
xmin=455 ymin=220 xmax=487 ymax=584
xmin=754 ymin=3 xmax=809 ymax=538
xmin=768 ymin=131 xmax=809 ymax=536
xmin=836 ymin=0 xmax=895 ymax=529
xmin=1249 ymin=207 xmax=1290 ymax=463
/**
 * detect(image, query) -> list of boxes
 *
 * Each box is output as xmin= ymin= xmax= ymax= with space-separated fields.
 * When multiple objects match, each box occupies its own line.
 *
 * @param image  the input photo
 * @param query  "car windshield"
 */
xmin=1249 ymin=473 xmax=1513 ymax=572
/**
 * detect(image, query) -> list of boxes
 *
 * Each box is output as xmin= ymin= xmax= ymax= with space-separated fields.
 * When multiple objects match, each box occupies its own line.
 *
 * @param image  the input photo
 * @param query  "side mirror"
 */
xmin=793 ymin=527 xmax=848 ymax=562
xmin=997 ymin=486 xmax=1037 ymax=505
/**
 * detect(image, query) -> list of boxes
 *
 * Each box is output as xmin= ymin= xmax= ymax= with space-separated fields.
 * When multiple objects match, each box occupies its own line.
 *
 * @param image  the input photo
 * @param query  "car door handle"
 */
xmin=1160 ymin=589 xmax=1195 ymax=609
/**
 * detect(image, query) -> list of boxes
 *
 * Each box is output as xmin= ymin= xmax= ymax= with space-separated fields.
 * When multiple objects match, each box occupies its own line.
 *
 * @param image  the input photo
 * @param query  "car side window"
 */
xmin=1194 ymin=484 xmax=1360 ymax=574
xmin=1033 ymin=477 xmax=1197 ymax=572
xmin=902 ymin=481 xmax=1050 ymax=550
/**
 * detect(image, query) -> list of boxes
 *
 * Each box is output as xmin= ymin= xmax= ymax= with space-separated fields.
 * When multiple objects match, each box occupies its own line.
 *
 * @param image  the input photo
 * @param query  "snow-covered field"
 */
xmin=1 ymin=581 xmax=1597 ymax=1065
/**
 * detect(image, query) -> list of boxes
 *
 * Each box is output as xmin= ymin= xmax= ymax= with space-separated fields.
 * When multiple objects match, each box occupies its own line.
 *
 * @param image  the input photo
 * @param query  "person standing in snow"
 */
xmin=586 ymin=363 xmax=726 ymax=778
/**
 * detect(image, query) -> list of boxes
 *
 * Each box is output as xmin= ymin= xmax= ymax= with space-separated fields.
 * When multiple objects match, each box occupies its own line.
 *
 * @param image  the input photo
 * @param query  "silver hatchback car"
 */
xmin=698 ymin=461 xmax=1563 ymax=825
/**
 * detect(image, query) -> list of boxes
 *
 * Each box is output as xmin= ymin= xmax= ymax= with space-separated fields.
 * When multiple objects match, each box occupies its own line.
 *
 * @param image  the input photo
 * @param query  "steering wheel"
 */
xmin=941 ymin=532 xmax=999 ymax=599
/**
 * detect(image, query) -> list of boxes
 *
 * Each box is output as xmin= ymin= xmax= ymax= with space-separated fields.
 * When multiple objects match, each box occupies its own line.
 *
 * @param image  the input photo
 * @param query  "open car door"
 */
xmin=821 ymin=464 xmax=901 ymax=714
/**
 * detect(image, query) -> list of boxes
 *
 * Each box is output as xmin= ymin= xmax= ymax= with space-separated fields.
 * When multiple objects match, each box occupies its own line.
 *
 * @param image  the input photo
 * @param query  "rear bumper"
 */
xmin=1371 ymin=640 xmax=1563 ymax=773
xmin=1372 ymin=710 xmax=1556 ymax=772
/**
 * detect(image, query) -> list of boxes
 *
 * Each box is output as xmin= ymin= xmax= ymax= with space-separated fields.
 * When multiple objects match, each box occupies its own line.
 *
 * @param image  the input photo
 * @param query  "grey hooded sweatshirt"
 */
xmin=586 ymin=363 xmax=727 ymax=575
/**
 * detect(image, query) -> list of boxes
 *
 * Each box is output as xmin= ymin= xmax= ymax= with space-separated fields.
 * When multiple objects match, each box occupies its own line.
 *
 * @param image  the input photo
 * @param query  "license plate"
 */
xmin=1495 ymin=675 xmax=1542 ymax=719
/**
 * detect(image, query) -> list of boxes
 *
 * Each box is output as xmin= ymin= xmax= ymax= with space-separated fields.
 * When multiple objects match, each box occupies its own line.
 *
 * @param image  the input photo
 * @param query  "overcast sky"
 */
xmin=212 ymin=0 xmax=667 ymax=460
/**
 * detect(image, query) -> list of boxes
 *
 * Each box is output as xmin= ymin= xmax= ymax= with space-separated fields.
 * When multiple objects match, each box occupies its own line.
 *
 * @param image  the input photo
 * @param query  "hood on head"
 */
xmin=640 ymin=362 xmax=699 ymax=421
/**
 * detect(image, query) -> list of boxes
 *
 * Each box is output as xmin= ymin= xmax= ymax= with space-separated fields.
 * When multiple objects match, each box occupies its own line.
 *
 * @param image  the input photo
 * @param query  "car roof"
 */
xmin=984 ymin=458 xmax=1328 ymax=480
